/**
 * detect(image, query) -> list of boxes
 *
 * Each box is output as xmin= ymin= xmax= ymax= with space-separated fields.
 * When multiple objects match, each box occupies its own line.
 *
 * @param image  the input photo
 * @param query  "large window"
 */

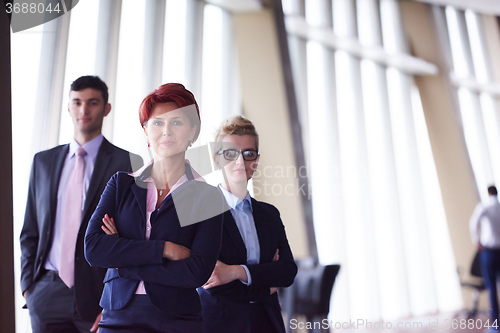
xmin=445 ymin=6 xmax=500 ymax=202
xmin=283 ymin=0 xmax=461 ymax=321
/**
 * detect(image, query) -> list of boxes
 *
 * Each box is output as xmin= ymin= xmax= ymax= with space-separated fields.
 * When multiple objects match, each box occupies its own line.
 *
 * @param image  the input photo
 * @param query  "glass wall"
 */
xmin=445 ymin=6 xmax=500 ymax=202
xmin=283 ymin=0 xmax=461 ymax=321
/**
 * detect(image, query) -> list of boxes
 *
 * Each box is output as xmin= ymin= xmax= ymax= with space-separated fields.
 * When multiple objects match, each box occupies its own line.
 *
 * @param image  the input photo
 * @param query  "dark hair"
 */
xmin=70 ymin=76 xmax=109 ymax=105
xmin=139 ymin=83 xmax=201 ymax=142
xmin=488 ymin=186 xmax=498 ymax=196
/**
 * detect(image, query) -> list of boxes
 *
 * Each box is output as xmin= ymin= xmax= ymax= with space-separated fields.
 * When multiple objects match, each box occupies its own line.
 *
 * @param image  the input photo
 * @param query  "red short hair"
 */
xmin=139 ymin=83 xmax=201 ymax=142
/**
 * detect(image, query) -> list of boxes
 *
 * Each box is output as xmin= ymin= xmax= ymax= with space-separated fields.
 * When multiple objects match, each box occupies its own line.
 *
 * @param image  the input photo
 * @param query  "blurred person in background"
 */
xmin=470 ymin=185 xmax=500 ymax=330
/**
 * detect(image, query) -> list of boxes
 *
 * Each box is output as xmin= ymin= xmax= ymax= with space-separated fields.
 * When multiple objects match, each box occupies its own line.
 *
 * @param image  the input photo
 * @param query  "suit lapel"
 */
xmin=50 ymin=145 xmax=70 ymax=225
xmin=251 ymin=199 xmax=270 ymax=263
xmin=82 ymin=138 xmax=112 ymax=219
xmin=130 ymin=180 xmax=148 ymax=222
xmin=223 ymin=210 xmax=248 ymax=262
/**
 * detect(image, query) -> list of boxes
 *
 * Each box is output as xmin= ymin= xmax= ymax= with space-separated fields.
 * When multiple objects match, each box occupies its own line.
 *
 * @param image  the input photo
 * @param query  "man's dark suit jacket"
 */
xmin=20 ymin=138 xmax=142 ymax=321
xmin=199 ymin=198 xmax=298 ymax=333
xmin=84 ymin=165 xmax=225 ymax=316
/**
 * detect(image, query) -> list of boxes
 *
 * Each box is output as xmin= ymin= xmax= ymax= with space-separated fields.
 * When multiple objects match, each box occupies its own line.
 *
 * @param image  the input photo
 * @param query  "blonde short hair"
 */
xmin=214 ymin=115 xmax=259 ymax=151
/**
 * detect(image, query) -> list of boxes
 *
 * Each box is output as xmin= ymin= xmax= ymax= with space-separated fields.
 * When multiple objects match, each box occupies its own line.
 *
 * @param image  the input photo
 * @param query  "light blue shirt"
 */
xmin=219 ymin=185 xmax=260 ymax=285
xmin=45 ymin=135 xmax=104 ymax=271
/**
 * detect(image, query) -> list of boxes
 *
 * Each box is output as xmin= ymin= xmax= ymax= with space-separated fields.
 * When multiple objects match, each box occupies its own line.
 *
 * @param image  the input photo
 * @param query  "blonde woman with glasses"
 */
xmin=199 ymin=115 xmax=297 ymax=333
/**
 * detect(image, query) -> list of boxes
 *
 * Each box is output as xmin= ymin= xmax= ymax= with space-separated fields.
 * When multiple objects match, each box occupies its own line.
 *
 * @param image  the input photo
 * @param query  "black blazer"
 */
xmin=84 ymin=165 xmax=225 ymax=315
xmin=20 ymin=138 xmax=142 ymax=321
xmin=199 ymin=198 xmax=297 ymax=333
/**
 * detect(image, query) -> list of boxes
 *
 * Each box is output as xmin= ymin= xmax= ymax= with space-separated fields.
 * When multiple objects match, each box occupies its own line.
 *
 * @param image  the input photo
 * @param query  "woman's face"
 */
xmin=144 ymin=102 xmax=197 ymax=160
xmin=217 ymin=134 xmax=259 ymax=185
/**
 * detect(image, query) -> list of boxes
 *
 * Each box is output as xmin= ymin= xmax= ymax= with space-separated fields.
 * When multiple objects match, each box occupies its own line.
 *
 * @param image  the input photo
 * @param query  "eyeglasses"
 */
xmin=217 ymin=149 xmax=259 ymax=161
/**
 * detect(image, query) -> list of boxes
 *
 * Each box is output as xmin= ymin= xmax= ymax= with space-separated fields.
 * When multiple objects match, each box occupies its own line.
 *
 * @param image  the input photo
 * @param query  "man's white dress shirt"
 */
xmin=470 ymin=195 xmax=500 ymax=249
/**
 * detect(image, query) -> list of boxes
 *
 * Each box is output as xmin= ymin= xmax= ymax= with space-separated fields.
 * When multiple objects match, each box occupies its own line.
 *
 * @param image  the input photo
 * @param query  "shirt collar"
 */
xmin=218 ymin=184 xmax=253 ymax=211
xmin=129 ymin=159 xmax=205 ymax=181
xmin=129 ymin=159 xmax=154 ymax=179
xmin=69 ymin=134 xmax=103 ymax=161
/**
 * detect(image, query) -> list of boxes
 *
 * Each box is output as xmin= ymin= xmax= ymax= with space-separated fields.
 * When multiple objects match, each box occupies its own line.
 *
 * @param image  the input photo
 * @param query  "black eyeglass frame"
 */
xmin=217 ymin=149 xmax=259 ymax=161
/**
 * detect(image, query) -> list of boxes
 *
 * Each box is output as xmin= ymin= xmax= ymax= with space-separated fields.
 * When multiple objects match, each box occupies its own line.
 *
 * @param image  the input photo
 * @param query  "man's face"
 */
xmin=68 ymin=88 xmax=111 ymax=137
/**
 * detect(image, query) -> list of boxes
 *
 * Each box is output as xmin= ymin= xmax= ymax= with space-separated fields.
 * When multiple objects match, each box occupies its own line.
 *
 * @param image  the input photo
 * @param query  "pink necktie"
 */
xmin=59 ymin=147 xmax=87 ymax=288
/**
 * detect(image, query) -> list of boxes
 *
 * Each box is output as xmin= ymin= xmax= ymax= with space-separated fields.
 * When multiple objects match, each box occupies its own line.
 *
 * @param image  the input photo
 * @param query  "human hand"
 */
xmin=101 ymin=214 xmax=118 ymax=237
xmin=478 ymin=242 xmax=484 ymax=251
xmin=163 ymin=242 xmax=190 ymax=260
xmin=267 ymin=250 xmax=280 ymax=294
xmin=203 ymin=260 xmax=247 ymax=289
xmin=273 ymin=249 xmax=279 ymax=261
xmin=90 ymin=312 xmax=102 ymax=332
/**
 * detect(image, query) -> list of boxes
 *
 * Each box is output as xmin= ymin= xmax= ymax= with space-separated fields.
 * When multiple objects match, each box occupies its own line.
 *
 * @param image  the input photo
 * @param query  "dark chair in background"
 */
xmin=280 ymin=260 xmax=340 ymax=333
xmin=455 ymin=251 xmax=488 ymax=319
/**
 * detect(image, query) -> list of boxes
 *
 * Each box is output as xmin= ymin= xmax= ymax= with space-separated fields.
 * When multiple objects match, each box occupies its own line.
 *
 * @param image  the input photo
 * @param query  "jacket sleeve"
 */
xmin=202 ymin=204 xmax=297 ymax=301
xmin=201 ymin=279 xmax=273 ymax=302
xmin=205 ymin=227 xmax=296 ymax=301
xmin=84 ymin=173 xmax=165 ymax=268
xmin=117 ymin=212 xmax=223 ymax=289
xmin=19 ymin=156 xmax=39 ymax=294
xmin=246 ymin=219 xmax=297 ymax=288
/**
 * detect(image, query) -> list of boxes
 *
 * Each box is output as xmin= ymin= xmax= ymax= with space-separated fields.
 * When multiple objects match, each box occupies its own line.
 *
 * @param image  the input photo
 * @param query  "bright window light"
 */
xmin=306 ymin=40 xmax=337 ymax=265
xmin=163 ymin=0 xmax=187 ymax=84
xmin=113 ymin=0 xmax=148 ymax=161
xmin=457 ymin=87 xmax=492 ymax=201
xmin=411 ymin=84 xmax=462 ymax=312
xmin=59 ymin=0 xmax=100 ymax=144
xmin=465 ymin=10 xmax=489 ymax=83
xmin=200 ymin=4 xmax=224 ymax=144
xmin=445 ymin=6 xmax=471 ymax=78
xmin=11 ymin=25 xmax=44 ymax=333
xmin=481 ymin=93 xmax=500 ymax=185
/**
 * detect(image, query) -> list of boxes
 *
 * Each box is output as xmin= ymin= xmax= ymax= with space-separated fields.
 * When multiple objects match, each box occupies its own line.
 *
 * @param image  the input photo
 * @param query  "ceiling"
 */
xmin=412 ymin=0 xmax=500 ymax=16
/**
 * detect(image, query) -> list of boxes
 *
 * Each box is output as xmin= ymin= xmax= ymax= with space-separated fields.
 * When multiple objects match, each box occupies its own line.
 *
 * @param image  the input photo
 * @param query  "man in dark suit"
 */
xmin=20 ymin=75 xmax=142 ymax=333
xmin=199 ymin=116 xmax=297 ymax=333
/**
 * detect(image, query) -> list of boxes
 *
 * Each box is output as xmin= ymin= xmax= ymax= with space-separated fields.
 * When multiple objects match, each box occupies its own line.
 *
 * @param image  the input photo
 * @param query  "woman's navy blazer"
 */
xmin=199 ymin=198 xmax=297 ymax=333
xmin=84 ymin=164 xmax=225 ymax=315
